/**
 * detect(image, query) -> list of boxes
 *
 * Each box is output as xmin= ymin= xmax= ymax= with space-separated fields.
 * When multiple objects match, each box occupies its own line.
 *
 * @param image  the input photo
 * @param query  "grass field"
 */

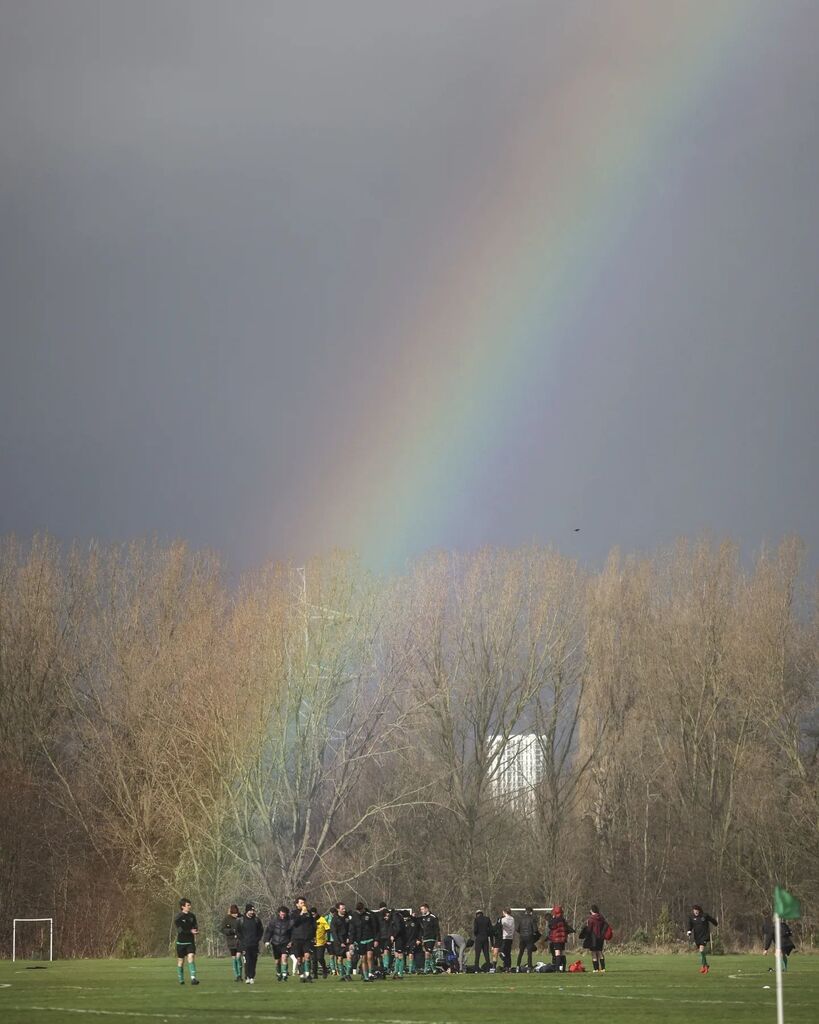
xmin=1 ymin=954 xmax=817 ymax=1024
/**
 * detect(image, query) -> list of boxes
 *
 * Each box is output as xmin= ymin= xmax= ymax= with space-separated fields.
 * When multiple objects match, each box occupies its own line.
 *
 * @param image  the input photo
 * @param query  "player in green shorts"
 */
xmin=174 ymin=899 xmax=200 ymax=985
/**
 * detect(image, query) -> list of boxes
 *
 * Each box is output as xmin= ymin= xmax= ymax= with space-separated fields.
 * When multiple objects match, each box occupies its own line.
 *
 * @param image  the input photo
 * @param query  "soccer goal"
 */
xmin=12 ymin=918 xmax=53 ymax=962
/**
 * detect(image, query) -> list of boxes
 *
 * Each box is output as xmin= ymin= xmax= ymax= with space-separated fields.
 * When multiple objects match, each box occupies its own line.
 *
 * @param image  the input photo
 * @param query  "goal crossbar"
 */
xmin=12 ymin=918 xmax=53 ymax=962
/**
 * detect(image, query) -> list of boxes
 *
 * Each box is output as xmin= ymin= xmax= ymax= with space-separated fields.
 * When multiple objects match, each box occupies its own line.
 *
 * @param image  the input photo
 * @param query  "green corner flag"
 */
xmin=774 ymin=886 xmax=801 ymax=920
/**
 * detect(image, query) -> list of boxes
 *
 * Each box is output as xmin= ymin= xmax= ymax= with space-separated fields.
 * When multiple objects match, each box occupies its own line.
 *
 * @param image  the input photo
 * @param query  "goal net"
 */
xmin=12 ymin=918 xmax=53 ymax=962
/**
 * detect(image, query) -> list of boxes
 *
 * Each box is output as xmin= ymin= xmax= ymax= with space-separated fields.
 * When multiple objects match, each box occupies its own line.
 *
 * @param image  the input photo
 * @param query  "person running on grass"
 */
xmin=174 ymin=899 xmax=200 ymax=985
xmin=686 ymin=905 xmax=718 ymax=974
xmin=763 ymin=914 xmax=795 ymax=972
xmin=220 ymin=903 xmax=243 ymax=982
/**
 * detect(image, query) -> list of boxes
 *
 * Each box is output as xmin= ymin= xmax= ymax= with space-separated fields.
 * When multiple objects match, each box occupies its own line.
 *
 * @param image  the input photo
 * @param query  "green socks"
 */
xmin=700 ymin=951 xmax=708 ymax=967
xmin=396 ymin=958 xmax=404 ymax=976
xmin=188 ymin=963 xmax=197 ymax=980
xmin=177 ymin=965 xmax=184 ymax=983
xmin=232 ymin=957 xmax=242 ymax=978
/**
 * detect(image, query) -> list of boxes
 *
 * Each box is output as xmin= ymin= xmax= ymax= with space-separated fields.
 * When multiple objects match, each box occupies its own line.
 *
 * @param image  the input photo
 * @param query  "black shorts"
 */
xmin=423 ymin=939 xmax=436 ymax=952
xmin=330 ymin=940 xmax=347 ymax=957
xmin=549 ymin=942 xmax=565 ymax=954
xmin=291 ymin=939 xmax=311 ymax=958
xmin=176 ymin=941 xmax=196 ymax=958
xmin=271 ymin=943 xmax=287 ymax=959
xmin=392 ymin=939 xmax=405 ymax=954
xmin=228 ymin=946 xmax=239 ymax=956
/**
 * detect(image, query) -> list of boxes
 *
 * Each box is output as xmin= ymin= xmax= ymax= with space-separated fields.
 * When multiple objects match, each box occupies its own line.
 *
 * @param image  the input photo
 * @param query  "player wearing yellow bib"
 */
xmin=311 ymin=907 xmax=331 ymax=978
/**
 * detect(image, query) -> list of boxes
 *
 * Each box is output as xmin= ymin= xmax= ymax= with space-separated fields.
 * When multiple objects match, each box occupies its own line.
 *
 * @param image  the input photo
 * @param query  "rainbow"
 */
xmin=298 ymin=0 xmax=768 ymax=569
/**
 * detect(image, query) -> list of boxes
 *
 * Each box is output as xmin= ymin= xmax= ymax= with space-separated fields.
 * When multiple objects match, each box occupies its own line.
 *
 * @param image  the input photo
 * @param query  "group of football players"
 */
xmin=213 ymin=898 xmax=442 ymax=984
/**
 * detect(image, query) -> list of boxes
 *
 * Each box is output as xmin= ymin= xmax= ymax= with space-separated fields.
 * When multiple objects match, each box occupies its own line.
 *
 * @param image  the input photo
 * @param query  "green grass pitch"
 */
xmin=1 ymin=955 xmax=817 ymax=1024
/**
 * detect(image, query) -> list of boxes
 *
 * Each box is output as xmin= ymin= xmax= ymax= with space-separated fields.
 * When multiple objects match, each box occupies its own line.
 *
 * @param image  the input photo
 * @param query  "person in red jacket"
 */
xmin=579 ymin=904 xmax=609 ymax=973
xmin=546 ymin=905 xmax=574 ymax=972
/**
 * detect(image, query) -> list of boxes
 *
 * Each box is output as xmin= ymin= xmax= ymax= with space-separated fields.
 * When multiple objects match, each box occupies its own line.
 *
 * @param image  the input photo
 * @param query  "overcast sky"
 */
xmin=1 ymin=1 xmax=817 ymax=574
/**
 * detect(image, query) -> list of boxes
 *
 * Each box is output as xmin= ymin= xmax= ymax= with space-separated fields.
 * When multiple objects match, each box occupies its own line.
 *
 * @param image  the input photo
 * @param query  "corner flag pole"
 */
xmin=774 ymin=913 xmax=783 ymax=1024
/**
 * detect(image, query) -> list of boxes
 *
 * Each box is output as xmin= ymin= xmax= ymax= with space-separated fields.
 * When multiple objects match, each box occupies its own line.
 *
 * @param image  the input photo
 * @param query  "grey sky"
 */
xmin=1 ymin=1 xmax=817 ymax=573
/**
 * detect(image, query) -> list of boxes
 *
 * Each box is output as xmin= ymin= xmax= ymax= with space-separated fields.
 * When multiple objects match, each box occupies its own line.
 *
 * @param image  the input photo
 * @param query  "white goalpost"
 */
xmin=12 ymin=918 xmax=54 ymax=962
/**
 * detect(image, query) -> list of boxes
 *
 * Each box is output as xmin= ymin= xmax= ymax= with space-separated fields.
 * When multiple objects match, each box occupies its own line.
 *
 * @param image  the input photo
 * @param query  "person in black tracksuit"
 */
xmin=472 ymin=911 xmax=492 ymax=972
xmin=686 ymin=905 xmax=718 ymax=974
xmin=291 ymin=897 xmax=316 ymax=983
xmin=263 ymin=906 xmax=293 ymax=980
xmin=516 ymin=908 xmax=539 ymax=971
xmin=236 ymin=903 xmax=263 ymax=983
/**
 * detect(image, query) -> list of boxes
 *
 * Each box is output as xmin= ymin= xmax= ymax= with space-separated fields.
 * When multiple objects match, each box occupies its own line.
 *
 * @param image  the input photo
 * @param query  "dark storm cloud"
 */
xmin=1 ymin=1 xmax=817 ymax=571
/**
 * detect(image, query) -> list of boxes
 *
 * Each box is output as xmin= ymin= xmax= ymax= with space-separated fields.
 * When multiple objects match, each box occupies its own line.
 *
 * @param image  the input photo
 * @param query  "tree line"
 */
xmin=0 ymin=533 xmax=815 ymax=956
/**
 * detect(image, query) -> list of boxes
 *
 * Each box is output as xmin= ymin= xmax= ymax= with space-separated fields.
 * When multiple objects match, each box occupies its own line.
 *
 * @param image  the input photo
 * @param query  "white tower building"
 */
xmin=488 ymin=733 xmax=544 ymax=806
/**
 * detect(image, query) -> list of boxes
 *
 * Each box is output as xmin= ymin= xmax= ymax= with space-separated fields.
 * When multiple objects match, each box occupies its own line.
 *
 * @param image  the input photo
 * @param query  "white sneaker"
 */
xmin=249 ymin=978 xmax=255 ymax=985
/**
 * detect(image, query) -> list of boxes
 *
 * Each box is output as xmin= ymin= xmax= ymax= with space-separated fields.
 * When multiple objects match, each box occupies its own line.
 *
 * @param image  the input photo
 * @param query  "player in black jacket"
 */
xmin=263 ymin=906 xmax=293 ymax=980
xmin=220 ymin=904 xmax=242 ymax=982
xmin=351 ymin=903 xmax=378 ymax=981
xmin=763 ymin=916 xmax=795 ymax=971
xmin=174 ymin=899 xmax=200 ymax=985
xmin=404 ymin=912 xmax=421 ymax=974
xmin=291 ymin=897 xmax=316 ymax=983
xmin=236 ymin=903 xmax=263 ymax=984
xmin=686 ymin=905 xmax=718 ymax=974
xmin=473 ymin=911 xmax=492 ymax=972
xmin=330 ymin=902 xmax=353 ymax=980
xmin=418 ymin=904 xmax=440 ymax=974
xmin=490 ymin=914 xmax=503 ymax=973
xmin=389 ymin=908 xmax=407 ymax=978
xmin=375 ymin=903 xmax=393 ymax=976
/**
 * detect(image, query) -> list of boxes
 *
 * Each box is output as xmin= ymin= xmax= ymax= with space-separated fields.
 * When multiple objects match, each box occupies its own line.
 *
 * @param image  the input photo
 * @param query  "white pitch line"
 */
xmin=21 ymin=1012 xmax=447 ymax=1024
xmin=24 ymin=1011 xmax=289 ymax=1022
